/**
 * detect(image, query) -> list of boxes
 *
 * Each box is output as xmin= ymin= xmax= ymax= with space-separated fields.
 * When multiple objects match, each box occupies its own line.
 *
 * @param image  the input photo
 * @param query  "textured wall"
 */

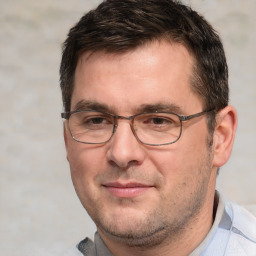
xmin=1 ymin=0 xmax=255 ymax=255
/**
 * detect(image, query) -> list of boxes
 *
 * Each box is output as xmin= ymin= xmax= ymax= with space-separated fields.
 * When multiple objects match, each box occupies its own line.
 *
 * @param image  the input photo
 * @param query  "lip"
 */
xmin=102 ymin=182 xmax=154 ymax=198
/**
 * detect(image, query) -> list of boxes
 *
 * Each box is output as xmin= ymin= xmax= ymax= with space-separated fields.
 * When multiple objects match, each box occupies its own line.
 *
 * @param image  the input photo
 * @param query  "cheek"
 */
xmin=147 ymin=144 xmax=189 ymax=176
xmin=180 ymin=124 xmax=211 ymax=162
xmin=67 ymin=141 xmax=106 ymax=172
xmin=66 ymin=142 xmax=107 ymax=195
xmin=146 ymin=148 xmax=184 ymax=194
xmin=147 ymin=132 xmax=210 ymax=183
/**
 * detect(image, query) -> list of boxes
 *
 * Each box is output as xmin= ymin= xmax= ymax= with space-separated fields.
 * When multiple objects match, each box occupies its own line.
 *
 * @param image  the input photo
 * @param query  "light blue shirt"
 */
xmin=191 ymin=194 xmax=256 ymax=255
xmin=76 ymin=193 xmax=256 ymax=255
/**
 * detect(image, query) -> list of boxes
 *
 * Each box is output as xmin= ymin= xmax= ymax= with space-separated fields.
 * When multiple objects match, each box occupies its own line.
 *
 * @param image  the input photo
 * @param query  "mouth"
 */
xmin=102 ymin=182 xmax=154 ymax=198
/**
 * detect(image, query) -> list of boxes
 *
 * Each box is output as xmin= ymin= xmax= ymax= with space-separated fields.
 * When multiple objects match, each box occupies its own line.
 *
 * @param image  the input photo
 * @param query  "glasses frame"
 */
xmin=61 ymin=109 xmax=214 ymax=146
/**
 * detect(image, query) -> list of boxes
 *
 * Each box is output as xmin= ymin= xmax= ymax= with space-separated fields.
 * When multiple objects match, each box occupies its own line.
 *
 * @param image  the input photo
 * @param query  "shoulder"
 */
xmin=225 ymin=202 xmax=256 ymax=255
xmin=226 ymin=202 xmax=256 ymax=238
xmin=76 ymin=233 xmax=113 ymax=256
xmin=77 ymin=237 xmax=97 ymax=256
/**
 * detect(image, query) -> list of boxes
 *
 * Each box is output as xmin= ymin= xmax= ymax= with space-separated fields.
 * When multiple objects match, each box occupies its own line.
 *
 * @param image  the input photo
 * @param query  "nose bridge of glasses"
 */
xmin=115 ymin=115 xmax=134 ymax=121
xmin=112 ymin=114 xmax=135 ymax=135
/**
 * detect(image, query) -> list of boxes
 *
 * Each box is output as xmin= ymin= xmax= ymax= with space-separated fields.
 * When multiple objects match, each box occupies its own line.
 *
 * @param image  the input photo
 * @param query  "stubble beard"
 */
xmin=89 ymin=137 xmax=214 ymax=248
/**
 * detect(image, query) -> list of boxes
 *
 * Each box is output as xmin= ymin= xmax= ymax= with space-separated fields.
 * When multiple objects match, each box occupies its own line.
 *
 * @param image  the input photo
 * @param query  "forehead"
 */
xmin=72 ymin=40 xmax=202 ymax=114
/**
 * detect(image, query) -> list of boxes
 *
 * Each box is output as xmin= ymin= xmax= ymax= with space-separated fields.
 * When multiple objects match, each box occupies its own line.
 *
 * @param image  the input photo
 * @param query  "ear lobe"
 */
xmin=212 ymin=106 xmax=237 ymax=168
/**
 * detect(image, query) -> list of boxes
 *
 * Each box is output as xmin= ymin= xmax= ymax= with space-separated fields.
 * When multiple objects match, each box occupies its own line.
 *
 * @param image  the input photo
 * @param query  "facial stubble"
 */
xmin=89 ymin=141 xmax=214 ymax=248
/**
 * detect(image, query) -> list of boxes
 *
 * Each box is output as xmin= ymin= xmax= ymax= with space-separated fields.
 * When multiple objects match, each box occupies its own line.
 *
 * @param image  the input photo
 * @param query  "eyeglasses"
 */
xmin=61 ymin=109 xmax=213 ymax=146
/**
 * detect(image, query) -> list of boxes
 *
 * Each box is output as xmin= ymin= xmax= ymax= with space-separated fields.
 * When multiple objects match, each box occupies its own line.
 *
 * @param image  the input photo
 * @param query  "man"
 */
xmin=60 ymin=0 xmax=256 ymax=255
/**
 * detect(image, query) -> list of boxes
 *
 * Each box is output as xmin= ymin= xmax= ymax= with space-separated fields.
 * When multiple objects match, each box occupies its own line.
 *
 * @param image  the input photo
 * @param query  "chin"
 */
xmin=98 ymin=219 xmax=170 ymax=248
xmin=95 ymin=206 xmax=171 ymax=247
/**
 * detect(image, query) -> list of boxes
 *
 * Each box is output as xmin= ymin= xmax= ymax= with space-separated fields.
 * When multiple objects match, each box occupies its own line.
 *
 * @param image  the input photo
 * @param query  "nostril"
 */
xmin=108 ymin=159 xmax=139 ymax=169
xmin=128 ymin=160 xmax=139 ymax=166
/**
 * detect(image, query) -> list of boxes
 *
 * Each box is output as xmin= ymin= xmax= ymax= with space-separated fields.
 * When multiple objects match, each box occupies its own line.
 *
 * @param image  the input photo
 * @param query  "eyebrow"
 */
xmin=73 ymin=100 xmax=113 ymax=113
xmin=138 ymin=103 xmax=183 ymax=114
xmin=72 ymin=100 xmax=183 ymax=114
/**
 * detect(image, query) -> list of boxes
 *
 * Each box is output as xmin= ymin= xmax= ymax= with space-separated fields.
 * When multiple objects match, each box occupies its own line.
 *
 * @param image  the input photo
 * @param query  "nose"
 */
xmin=106 ymin=121 xmax=146 ymax=168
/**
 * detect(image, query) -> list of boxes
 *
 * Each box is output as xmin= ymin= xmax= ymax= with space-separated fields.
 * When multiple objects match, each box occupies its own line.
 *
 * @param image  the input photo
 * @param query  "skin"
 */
xmin=64 ymin=40 xmax=237 ymax=256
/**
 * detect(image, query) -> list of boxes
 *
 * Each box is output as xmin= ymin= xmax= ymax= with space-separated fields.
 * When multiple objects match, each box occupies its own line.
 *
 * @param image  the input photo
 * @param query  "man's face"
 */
xmin=64 ymin=41 xmax=217 ymax=246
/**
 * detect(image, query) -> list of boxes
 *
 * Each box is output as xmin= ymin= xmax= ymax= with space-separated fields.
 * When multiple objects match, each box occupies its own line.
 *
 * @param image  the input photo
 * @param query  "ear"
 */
xmin=212 ymin=106 xmax=237 ymax=167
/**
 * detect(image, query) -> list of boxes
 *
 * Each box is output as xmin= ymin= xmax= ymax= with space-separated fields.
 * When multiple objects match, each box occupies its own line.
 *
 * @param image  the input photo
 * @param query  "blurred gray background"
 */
xmin=0 ymin=0 xmax=255 ymax=255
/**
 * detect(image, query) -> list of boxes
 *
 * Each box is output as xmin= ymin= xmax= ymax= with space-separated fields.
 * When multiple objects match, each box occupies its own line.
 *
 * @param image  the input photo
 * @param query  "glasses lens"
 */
xmin=68 ymin=111 xmax=114 ymax=144
xmin=133 ymin=113 xmax=181 ymax=145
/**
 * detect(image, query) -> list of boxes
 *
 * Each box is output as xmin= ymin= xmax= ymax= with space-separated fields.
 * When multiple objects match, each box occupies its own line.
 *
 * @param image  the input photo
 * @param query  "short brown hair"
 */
xmin=60 ymin=0 xmax=229 ymax=131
